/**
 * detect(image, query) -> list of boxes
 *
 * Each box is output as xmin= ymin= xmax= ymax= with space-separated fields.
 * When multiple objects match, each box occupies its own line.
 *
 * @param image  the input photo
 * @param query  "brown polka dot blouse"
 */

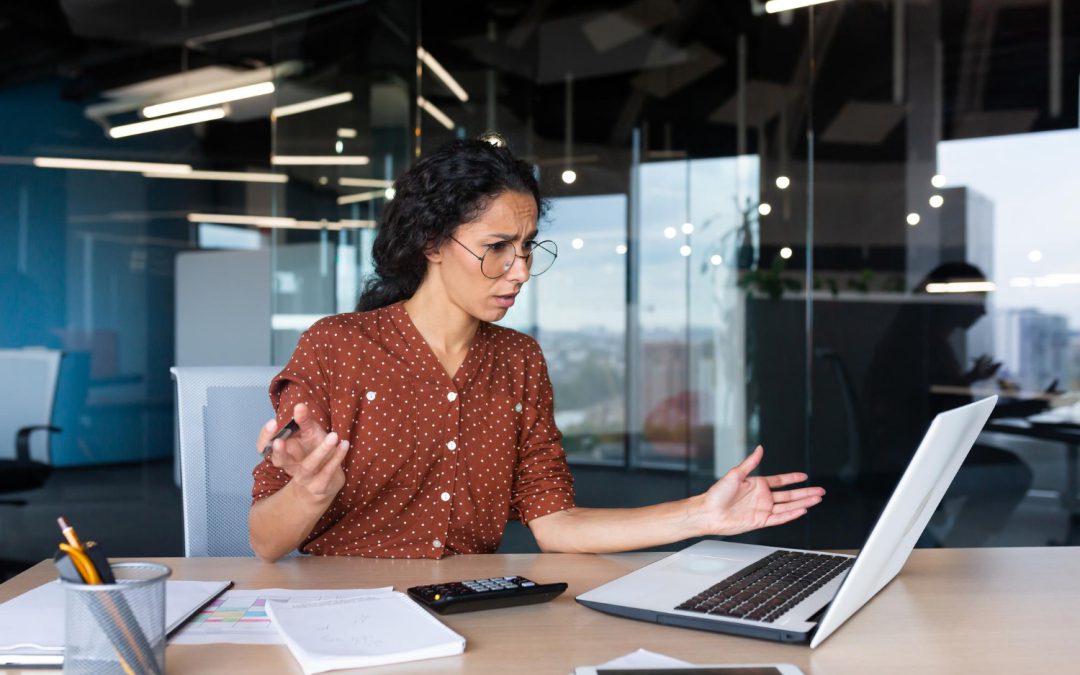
xmin=251 ymin=301 xmax=576 ymax=558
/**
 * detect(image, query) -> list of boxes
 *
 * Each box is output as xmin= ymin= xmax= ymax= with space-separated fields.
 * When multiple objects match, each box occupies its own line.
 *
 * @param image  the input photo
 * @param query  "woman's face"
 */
xmin=431 ymin=190 xmax=539 ymax=323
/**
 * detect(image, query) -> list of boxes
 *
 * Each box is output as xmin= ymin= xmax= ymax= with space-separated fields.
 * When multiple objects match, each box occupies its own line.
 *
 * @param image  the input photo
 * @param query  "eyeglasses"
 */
xmin=449 ymin=236 xmax=558 ymax=279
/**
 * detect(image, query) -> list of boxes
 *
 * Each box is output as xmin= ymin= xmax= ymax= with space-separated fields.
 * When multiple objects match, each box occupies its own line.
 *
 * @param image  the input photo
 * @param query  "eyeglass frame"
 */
xmin=447 ymin=235 xmax=558 ymax=279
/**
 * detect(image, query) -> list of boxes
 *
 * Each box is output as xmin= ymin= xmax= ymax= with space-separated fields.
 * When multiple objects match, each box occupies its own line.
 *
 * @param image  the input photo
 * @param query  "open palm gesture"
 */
xmin=697 ymin=446 xmax=824 ymax=536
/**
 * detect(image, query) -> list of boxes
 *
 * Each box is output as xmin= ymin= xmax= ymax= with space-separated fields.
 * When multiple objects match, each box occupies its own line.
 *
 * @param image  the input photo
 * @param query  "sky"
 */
xmin=939 ymin=127 xmax=1080 ymax=331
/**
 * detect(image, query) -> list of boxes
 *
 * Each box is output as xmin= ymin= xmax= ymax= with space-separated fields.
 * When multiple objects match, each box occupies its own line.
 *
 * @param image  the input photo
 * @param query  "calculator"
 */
xmin=406 ymin=576 xmax=568 ymax=614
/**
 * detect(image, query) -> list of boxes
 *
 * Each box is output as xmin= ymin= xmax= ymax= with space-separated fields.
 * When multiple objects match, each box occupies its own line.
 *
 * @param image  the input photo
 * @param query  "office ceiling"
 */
xmin=0 ymin=0 xmax=1077 ymax=163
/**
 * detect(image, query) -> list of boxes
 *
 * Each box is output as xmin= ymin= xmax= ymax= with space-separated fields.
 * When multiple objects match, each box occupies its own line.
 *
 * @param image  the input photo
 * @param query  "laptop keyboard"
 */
xmin=675 ymin=550 xmax=854 ymax=623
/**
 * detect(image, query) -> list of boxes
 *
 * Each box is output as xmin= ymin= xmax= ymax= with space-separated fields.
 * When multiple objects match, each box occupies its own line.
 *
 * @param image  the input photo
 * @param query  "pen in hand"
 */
xmin=261 ymin=419 xmax=300 ymax=456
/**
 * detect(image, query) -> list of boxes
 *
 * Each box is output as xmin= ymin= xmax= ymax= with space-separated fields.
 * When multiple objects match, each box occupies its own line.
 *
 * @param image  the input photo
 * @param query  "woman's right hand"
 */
xmin=255 ymin=402 xmax=349 ymax=504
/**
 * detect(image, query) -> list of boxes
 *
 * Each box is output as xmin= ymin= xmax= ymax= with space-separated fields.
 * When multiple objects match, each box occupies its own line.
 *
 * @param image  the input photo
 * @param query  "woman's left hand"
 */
xmin=692 ymin=445 xmax=824 ymax=537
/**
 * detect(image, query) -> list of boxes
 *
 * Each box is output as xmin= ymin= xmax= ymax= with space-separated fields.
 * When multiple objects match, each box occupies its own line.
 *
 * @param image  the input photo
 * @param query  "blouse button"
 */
xmin=514 ymin=403 xmax=523 ymax=413
xmin=365 ymin=391 xmax=376 ymax=401
xmin=446 ymin=440 xmax=457 ymax=451
xmin=440 ymin=492 xmax=451 ymax=502
xmin=433 ymin=539 xmax=443 ymax=548
xmin=446 ymin=391 xmax=458 ymax=402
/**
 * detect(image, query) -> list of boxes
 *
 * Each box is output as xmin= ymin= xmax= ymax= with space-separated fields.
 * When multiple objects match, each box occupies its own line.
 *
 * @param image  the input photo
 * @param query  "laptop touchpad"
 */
xmin=661 ymin=554 xmax=743 ymax=577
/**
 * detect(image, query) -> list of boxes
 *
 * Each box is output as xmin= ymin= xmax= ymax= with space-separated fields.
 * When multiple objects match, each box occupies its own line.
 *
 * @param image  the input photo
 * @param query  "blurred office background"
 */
xmin=2 ymin=0 xmax=1080 ymax=576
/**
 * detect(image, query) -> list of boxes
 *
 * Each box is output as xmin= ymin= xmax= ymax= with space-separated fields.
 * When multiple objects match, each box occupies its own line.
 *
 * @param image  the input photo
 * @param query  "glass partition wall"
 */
xmin=1 ymin=1 xmax=1077 ymax=570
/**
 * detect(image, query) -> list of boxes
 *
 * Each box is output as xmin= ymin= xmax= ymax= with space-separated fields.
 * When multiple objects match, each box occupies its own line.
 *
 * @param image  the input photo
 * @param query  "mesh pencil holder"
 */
xmin=62 ymin=562 xmax=171 ymax=675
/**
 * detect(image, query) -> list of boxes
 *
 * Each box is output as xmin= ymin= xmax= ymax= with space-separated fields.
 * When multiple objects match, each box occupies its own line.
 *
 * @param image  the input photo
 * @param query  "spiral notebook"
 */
xmin=0 ymin=579 xmax=231 ymax=667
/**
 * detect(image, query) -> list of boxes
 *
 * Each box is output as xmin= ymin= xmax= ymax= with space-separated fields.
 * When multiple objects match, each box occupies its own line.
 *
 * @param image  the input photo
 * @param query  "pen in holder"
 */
xmin=59 ymin=561 xmax=170 ymax=675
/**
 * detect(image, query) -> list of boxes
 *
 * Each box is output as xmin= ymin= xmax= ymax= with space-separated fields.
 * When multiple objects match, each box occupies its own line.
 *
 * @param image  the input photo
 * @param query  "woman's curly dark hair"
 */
xmin=356 ymin=139 xmax=547 ymax=312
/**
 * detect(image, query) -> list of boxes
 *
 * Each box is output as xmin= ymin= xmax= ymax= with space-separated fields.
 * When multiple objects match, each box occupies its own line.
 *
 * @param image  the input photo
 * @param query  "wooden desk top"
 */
xmin=3 ymin=547 xmax=1078 ymax=674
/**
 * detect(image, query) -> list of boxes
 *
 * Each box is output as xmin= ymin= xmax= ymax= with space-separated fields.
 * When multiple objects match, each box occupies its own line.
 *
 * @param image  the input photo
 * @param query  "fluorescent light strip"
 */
xmin=417 ymin=96 xmax=455 ymax=130
xmin=337 ymin=190 xmax=384 ymax=205
xmin=271 ymin=155 xmax=370 ymax=166
xmin=188 ymin=213 xmax=296 ymax=227
xmin=188 ymin=213 xmax=376 ymax=230
xmin=338 ymin=177 xmax=394 ymax=188
xmin=33 ymin=157 xmax=193 ymax=174
xmin=272 ymin=91 xmax=354 ymax=118
xmin=925 ymin=281 xmax=997 ymax=294
xmin=143 ymin=81 xmax=274 ymax=118
xmin=109 ymin=108 xmax=226 ymax=139
xmin=143 ymin=169 xmax=287 ymax=183
xmin=765 ymin=0 xmax=837 ymax=12
xmin=337 ymin=128 xmax=358 ymax=138
xmin=416 ymin=47 xmax=469 ymax=102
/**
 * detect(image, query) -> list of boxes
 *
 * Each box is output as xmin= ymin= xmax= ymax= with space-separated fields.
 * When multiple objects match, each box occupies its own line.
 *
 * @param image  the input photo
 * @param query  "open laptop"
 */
xmin=577 ymin=396 xmax=998 ymax=648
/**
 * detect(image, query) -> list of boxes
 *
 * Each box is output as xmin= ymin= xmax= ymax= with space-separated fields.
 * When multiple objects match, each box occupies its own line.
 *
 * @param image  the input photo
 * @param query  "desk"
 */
xmin=985 ymin=418 xmax=1080 ymax=526
xmin=2 ymin=548 xmax=1078 ymax=674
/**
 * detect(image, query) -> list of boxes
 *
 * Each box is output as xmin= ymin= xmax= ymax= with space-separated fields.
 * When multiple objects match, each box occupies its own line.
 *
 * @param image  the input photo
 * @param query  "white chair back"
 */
xmin=170 ymin=366 xmax=280 ymax=556
xmin=0 ymin=349 xmax=62 ymax=463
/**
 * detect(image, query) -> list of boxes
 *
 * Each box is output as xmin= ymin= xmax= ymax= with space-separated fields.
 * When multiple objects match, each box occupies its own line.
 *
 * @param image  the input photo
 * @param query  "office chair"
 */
xmin=171 ymin=366 xmax=282 ymax=557
xmin=0 ymin=349 xmax=63 ymax=499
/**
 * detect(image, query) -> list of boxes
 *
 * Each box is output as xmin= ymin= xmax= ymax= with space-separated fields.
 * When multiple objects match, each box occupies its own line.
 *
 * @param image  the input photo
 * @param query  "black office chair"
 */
xmin=0 ymin=425 xmax=58 ymax=501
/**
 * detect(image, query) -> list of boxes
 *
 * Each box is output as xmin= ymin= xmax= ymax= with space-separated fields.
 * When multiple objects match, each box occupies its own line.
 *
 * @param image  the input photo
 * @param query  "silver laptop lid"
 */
xmin=809 ymin=395 xmax=998 ymax=647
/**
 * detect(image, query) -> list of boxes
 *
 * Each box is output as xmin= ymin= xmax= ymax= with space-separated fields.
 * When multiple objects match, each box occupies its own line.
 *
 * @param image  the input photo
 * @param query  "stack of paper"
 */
xmin=266 ymin=590 xmax=465 ymax=674
xmin=0 ymin=579 xmax=231 ymax=667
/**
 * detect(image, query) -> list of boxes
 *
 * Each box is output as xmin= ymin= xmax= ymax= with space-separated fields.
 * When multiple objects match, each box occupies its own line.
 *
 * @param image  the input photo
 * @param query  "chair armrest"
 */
xmin=16 ymin=425 xmax=61 ymax=463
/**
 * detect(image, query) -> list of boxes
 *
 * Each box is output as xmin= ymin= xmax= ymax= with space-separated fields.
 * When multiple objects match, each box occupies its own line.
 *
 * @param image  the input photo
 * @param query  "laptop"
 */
xmin=576 ymin=396 xmax=998 ymax=648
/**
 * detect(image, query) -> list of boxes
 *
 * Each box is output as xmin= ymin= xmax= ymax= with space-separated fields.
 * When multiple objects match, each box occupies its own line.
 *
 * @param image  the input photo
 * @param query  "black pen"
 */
xmin=261 ymin=419 xmax=300 ymax=456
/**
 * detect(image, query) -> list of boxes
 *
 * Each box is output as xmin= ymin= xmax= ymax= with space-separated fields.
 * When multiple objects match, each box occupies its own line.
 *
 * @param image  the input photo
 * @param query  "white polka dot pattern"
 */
xmin=250 ymin=301 xmax=576 ymax=559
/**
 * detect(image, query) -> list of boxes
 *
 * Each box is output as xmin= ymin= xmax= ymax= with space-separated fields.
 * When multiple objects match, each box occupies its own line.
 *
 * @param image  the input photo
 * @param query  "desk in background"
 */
xmin=2 ymin=548 xmax=1078 ymax=674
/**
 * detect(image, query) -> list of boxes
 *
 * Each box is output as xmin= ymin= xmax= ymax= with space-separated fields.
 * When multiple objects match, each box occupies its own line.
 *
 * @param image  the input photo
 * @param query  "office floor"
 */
xmin=1 ymin=459 xmax=1074 ymax=582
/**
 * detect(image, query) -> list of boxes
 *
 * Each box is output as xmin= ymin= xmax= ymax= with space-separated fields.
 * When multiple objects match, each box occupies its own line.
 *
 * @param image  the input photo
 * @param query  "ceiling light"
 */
xmin=188 ymin=213 xmax=296 ymax=227
xmin=561 ymin=169 xmax=577 ymax=184
xmin=765 ymin=0 xmax=837 ymax=13
xmin=416 ymin=47 xmax=469 ymax=102
xmin=929 ymin=195 xmax=944 ymax=208
xmin=616 ymin=244 xmax=628 ymax=255
xmin=272 ymin=91 xmax=354 ymax=119
xmin=1028 ymin=250 xmax=1043 ymax=262
xmin=710 ymin=254 xmax=723 ymax=266
xmin=384 ymin=188 xmax=396 ymax=200
xmin=188 ymin=212 xmax=374 ymax=230
xmin=931 ymin=174 xmax=947 ymax=188
xmin=925 ymin=281 xmax=996 ymax=294
xmin=337 ymin=128 xmax=357 ymax=138
xmin=906 ymin=212 xmax=921 ymax=226
xmin=571 ymin=238 xmax=584 ymax=250
xmin=271 ymin=155 xmax=370 ymax=166
xmin=337 ymin=190 xmax=384 ymax=205
xmin=109 ymin=108 xmax=226 ymax=138
xmin=142 ymin=81 xmax=273 ymax=118
xmin=780 ymin=247 xmax=793 ymax=259
xmin=33 ymin=157 xmax=192 ymax=174
xmin=758 ymin=203 xmax=772 ymax=216
xmin=681 ymin=222 xmax=694 ymax=234
xmin=338 ymin=177 xmax=394 ymax=188
xmin=775 ymin=176 xmax=791 ymax=189
xmin=417 ymin=95 xmax=455 ymax=130
xmin=679 ymin=245 xmax=692 ymax=257
xmin=663 ymin=226 xmax=677 ymax=239
xmin=143 ymin=169 xmax=286 ymax=183
xmin=335 ymin=140 xmax=344 ymax=154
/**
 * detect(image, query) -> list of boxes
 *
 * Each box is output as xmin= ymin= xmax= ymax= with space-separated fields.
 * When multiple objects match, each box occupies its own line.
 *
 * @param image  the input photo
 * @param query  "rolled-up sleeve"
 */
xmin=251 ymin=320 xmax=335 ymax=504
xmin=509 ymin=342 xmax=575 ymax=524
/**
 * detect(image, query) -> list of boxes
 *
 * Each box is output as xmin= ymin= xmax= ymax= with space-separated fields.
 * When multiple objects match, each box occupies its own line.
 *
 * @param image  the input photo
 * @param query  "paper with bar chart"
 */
xmin=170 ymin=588 xmax=392 ymax=645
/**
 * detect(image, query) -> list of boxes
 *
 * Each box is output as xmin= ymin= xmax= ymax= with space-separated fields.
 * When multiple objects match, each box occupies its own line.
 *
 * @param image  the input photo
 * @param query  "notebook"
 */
xmin=0 ymin=579 xmax=231 ymax=667
xmin=265 ymin=590 xmax=465 ymax=674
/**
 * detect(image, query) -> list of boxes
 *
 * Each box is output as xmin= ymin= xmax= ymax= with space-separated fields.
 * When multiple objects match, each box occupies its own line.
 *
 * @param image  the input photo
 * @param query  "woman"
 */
xmin=249 ymin=138 xmax=824 ymax=562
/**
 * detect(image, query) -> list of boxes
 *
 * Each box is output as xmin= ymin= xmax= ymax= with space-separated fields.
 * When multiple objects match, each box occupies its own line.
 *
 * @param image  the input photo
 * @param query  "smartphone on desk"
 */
xmin=574 ymin=665 xmax=804 ymax=675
